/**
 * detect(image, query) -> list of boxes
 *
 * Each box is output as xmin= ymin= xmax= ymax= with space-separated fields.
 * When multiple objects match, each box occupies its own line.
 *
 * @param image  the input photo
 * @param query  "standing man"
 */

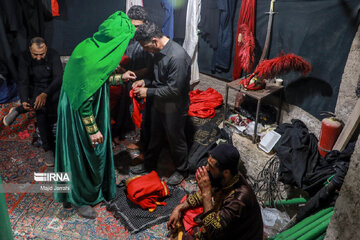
xmin=126 ymin=5 xmax=152 ymax=78
xmin=131 ymin=22 xmax=191 ymax=186
xmin=111 ymin=5 xmax=153 ymax=148
xmin=3 ymin=37 xmax=63 ymax=167
xmin=54 ymin=11 xmax=136 ymax=219
xmin=167 ymin=144 xmax=264 ymax=240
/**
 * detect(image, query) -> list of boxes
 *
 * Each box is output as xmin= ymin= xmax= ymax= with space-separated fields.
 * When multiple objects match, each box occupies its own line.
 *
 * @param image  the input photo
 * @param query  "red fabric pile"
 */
xmin=188 ymin=88 xmax=223 ymax=118
xmin=126 ymin=171 xmax=169 ymax=212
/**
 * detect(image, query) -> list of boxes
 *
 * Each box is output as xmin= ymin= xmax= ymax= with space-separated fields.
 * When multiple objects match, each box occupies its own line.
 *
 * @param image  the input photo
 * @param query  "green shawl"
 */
xmin=62 ymin=11 xmax=135 ymax=110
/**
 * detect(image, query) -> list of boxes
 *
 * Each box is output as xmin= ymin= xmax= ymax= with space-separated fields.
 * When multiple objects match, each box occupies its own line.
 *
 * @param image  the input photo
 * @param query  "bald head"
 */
xmin=29 ymin=40 xmax=47 ymax=61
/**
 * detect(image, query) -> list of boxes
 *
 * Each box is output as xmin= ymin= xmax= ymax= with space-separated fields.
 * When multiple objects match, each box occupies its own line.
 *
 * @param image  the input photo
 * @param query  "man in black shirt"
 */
xmin=131 ymin=22 xmax=191 ymax=186
xmin=3 ymin=37 xmax=63 ymax=166
xmin=111 ymin=5 xmax=153 ymax=149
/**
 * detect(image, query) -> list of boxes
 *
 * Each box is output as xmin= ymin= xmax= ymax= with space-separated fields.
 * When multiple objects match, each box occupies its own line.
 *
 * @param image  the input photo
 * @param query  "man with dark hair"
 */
xmin=111 ymin=5 xmax=153 ymax=146
xmin=127 ymin=5 xmax=148 ymax=27
xmin=167 ymin=144 xmax=264 ymax=240
xmin=3 ymin=37 xmax=63 ymax=166
xmin=126 ymin=5 xmax=151 ymax=76
xmin=131 ymin=22 xmax=191 ymax=186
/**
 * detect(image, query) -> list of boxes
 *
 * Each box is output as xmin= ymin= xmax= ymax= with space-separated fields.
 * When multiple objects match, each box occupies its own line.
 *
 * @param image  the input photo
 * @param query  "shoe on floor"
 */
xmin=44 ymin=150 xmax=55 ymax=167
xmin=130 ymin=163 xmax=150 ymax=175
xmin=3 ymin=107 xmax=19 ymax=126
xmin=63 ymin=202 xmax=72 ymax=210
xmin=131 ymin=153 xmax=144 ymax=166
xmin=74 ymin=205 xmax=97 ymax=219
xmin=166 ymin=171 xmax=186 ymax=186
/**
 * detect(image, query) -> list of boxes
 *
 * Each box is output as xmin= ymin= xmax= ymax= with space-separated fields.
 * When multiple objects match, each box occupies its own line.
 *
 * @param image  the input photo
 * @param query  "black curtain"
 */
xmin=199 ymin=0 xmax=360 ymax=119
xmin=33 ymin=0 xmax=360 ymax=119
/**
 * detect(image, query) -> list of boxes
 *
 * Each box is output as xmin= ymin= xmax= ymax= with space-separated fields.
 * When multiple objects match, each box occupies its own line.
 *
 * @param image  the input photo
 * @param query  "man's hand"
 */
xmin=167 ymin=205 xmax=182 ymax=230
xmin=196 ymin=166 xmax=213 ymax=212
xmin=22 ymin=102 xmax=33 ymax=111
xmin=34 ymin=93 xmax=47 ymax=110
xmin=133 ymin=87 xmax=147 ymax=98
xmin=196 ymin=166 xmax=212 ymax=196
xmin=89 ymin=131 xmax=103 ymax=148
xmin=132 ymin=79 xmax=145 ymax=89
xmin=122 ymin=70 xmax=137 ymax=82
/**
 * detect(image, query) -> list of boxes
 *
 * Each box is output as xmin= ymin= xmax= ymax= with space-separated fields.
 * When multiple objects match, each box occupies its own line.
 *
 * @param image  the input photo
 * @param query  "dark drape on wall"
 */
xmin=199 ymin=0 xmax=360 ymax=119
xmin=43 ymin=0 xmax=126 ymax=55
xmin=0 ymin=0 xmax=56 ymax=83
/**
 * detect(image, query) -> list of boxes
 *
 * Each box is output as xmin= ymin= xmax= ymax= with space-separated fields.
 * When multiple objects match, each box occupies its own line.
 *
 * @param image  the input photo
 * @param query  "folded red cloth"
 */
xmin=188 ymin=88 xmax=223 ymax=118
xmin=126 ymin=171 xmax=169 ymax=212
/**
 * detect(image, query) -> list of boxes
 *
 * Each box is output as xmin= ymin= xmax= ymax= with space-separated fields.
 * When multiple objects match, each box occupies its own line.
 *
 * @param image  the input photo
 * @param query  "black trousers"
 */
xmin=139 ymin=97 xmax=152 ymax=152
xmin=144 ymin=106 xmax=188 ymax=173
xmin=17 ymin=88 xmax=58 ymax=151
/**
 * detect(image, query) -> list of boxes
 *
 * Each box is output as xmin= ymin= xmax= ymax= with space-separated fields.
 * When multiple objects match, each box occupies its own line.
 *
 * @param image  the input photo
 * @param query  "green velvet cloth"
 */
xmin=62 ymin=11 xmax=134 ymax=111
xmin=79 ymin=96 xmax=95 ymax=118
xmin=55 ymin=10 xmax=134 ymax=206
xmin=0 ymin=177 xmax=13 ymax=240
xmin=55 ymin=83 xmax=115 ymax=206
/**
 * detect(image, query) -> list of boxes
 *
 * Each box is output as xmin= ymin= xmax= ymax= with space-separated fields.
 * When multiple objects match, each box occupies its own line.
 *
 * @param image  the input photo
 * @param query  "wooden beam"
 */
xmin=333 ymin=98 xmax=360 ymax=151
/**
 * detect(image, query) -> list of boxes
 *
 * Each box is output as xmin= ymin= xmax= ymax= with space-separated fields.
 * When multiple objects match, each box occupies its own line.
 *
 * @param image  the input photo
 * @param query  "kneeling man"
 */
xmin=167 ymin=144 xmax=263 ymax=240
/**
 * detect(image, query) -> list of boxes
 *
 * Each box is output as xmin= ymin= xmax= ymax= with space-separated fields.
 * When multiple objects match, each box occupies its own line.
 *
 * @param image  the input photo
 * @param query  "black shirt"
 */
xmin=18 ymin=48 xmax=63 ymax=103
xmin=146 ymin=40 xmax=191 ymax=114
xmin=125 ymin=39 xmax=152 ymax=72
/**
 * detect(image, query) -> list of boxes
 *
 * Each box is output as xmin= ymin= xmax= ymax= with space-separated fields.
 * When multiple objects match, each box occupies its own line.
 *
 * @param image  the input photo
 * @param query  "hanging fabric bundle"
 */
xmin=233 ymin=24 xmax=255 ymax=78
xmin=51 ymin=0 xmax=60 ymax=16
xmin=233 ymin=0 xmax=256 ymax=80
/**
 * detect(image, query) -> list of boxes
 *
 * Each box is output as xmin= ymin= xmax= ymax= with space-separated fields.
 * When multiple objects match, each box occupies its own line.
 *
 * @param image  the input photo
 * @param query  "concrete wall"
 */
xmin=325 ymin=25 xmax=360 ymax=240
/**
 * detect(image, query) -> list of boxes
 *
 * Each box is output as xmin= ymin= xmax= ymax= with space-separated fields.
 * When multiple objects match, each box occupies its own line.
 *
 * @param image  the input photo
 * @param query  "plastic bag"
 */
xmin=245 ymin=121 xmax=264 ymax=136
xmin=261 ymin=207 xmax=290 ymax=238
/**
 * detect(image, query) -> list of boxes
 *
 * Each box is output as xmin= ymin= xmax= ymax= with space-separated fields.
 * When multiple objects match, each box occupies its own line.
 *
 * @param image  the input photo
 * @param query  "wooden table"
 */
xmin=224 ymin=79 xmax=284 ymax=143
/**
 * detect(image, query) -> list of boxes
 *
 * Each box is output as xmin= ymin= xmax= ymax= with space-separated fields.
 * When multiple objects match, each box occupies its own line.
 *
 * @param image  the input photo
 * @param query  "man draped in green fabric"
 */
xmin=54 ymin=11 xmax=136 ymax=219
xmin=0 ymin=177 xmax=13 ymax=240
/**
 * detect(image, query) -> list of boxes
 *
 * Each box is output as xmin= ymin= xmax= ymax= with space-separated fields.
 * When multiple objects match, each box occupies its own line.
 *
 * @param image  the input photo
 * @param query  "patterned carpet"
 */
xmin=0 ymin=101 xmax=36 ymax=141
xmin=0 ymin=101 xmax=198 ymax=239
